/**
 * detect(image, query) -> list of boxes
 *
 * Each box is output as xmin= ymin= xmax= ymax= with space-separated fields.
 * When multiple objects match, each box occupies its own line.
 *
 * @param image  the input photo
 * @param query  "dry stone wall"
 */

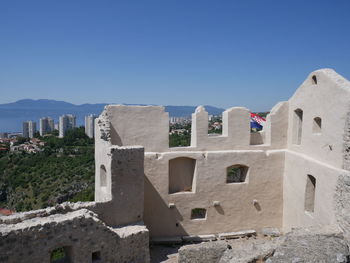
xmin=334 ymin=173 xmax=350 ymax=243
xmin=0 ymin=209 xmax=149 ymax=263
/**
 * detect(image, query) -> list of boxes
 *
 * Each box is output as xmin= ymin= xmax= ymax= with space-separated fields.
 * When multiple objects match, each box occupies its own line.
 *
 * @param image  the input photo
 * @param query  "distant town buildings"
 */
xmin=22 ymin=121 xmax=37 ymax=138
xmin=39 ymin=117 xmax=54 ymax=136
xmin=7 ymin=132 xmax=22 ymax=139
xmin=59 ymin=114 xmax=76 ymax=138
xmin=10 ymin=138 xmax=45 ymax=153
xmin=0 ymin=132 xmax=8 ymax=139
xmin=169 ymin=116 xmax=191 ymax=124
xmin=85 ymin=114 xmax=97 ymax=138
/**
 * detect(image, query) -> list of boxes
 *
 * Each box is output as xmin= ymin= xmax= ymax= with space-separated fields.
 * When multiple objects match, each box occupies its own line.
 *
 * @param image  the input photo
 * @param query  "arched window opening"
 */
xmin=169 ymin=157 xmax=196 ymax=194
xmin=313 ymin=117 xmax=322 ymax=134
xmin=226 ymin=165 xmax=248 ymax=183
xmin=100 ymin=165 xmax=107 ymax=187
xmin=304 ymin=174 xmax=316 ymax=213
xmin=292 ymin=109 xmax=303 ymax=145
xmin=312 ymin=75 xmax=317 ymax=85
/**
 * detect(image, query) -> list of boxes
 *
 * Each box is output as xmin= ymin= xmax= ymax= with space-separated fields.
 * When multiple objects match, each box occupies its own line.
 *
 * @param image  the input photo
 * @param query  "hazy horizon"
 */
xmin=0 ymin=99 xmax=229 ymax=132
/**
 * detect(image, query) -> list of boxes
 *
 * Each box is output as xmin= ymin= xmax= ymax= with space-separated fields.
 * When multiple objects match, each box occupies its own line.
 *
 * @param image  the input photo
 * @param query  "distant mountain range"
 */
xmin=0 ymin=99 xmax=224 ymax=132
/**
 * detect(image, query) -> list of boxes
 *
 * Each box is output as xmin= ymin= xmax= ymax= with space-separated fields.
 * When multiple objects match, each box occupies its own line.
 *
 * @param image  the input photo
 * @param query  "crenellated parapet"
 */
xmin=93 ymin=100 xmax=290 ymax=238
xmin=96 ymin=103 xmax=289 ymax=152
xmin=191 ymin=106 xmax=251 ymax=150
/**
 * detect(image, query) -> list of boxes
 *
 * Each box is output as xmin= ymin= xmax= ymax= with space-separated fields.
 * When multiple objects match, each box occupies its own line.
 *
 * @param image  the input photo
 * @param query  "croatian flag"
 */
xmin=250 ymin=113 xmax=266 ymax=130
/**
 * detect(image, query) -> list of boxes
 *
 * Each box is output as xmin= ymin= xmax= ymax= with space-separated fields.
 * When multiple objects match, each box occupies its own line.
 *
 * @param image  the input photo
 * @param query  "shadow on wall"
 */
xmin=110 ymin=124 xmax=122 ymax=146
xmin=144 ymin=176 xmax=188 ymax=237
xmin=215 ymin=205 xmax=225 ymax=215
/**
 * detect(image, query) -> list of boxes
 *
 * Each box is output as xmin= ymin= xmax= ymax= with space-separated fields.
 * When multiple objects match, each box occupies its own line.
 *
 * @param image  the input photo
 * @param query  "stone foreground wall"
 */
xmin=178 ymin=226 xmax=349 ymax=263
xmin=334 ymin=173 xmax=350 ymax=242
xmin=0 ymin=209 xmax=149 ymax=263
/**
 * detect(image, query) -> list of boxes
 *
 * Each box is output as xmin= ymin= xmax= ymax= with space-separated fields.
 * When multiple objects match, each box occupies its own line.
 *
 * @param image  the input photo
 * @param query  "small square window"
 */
xmin=226 ymin=165 xmax=248 ymax=183
xmin=191 ymin=208 xmax=206 ymax=219
xmin=92 ymin=251 xmax=101 ymax=262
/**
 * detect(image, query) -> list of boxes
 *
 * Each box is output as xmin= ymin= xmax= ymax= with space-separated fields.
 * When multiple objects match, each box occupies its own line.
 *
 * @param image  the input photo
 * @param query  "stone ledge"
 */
xmin=218 ymin=230 xmax=257 ymax=240
xmin=0 ymin=201 xmax=96 ymax=225
xmin=182 ymin=234 xmax=217 ymax=243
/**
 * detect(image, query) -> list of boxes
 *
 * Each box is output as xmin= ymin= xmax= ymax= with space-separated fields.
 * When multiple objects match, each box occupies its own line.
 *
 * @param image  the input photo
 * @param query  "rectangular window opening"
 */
xmin=226 ymin=165 xmax=248 ymax=183
xmin=169 ymin=157 xmax=196 ymax=194
xmin=293 ymin=109 xmax=303 ymax=145
xmin=191 ymin=208 xmax=207 ymax=220
xmin=92 ymin=251 xmax=101 ymax=262
xmin=169 ymin=117 xmax=191 ymax=147
xmin=208 ymin=115 xmax=222 ymax=136
xmin=313 ymin=117 xmax=322 ymax=134
xmin=304 ymin=174 xmax=316 ymax=213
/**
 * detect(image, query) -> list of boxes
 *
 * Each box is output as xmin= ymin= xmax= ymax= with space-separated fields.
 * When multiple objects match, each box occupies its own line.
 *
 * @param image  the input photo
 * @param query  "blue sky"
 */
xmin=1 ymin=0 xmax=350 ymax=111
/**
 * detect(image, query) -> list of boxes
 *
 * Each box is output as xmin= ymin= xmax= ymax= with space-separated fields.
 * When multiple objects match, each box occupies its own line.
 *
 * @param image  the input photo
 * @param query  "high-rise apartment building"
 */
xmin=22 ymin=121 xmax=37 ymax=138
xmin=85 ymin=114 xmax=97 ymax=138
xmin=59 ymin=114 xmax=76 ymax=138
xmin=39 ymin=117 xmax=54 ymax=136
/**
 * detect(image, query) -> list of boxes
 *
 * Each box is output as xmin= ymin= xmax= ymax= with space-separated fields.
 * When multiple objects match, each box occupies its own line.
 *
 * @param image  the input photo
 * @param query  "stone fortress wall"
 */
xmin=1 ymin=68 xmax=350 ymax=262
xmin=94 ymin=68 xmax=350 ymax=239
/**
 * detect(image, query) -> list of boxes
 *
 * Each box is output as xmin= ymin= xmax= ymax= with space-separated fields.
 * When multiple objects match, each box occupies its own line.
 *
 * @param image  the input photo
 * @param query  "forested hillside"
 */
xmin=0 ymin=128 xmax=95 ymax=212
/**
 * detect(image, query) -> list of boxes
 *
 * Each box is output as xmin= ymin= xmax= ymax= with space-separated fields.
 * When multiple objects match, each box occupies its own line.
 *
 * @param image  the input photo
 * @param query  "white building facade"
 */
xmin=22 ymin=121 xmax=37 ymax=138
xmin=39 ymin=117 xmax=54 ymax=136
xmin=59 ymin=114 xmax=76 ymax=138
xmin=85 ymin=114 xmax=97 ymax=138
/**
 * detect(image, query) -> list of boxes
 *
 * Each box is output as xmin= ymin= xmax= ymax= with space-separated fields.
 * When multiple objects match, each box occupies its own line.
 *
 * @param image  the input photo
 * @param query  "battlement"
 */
xmin=94 ymin=68 xmax=350 ymax=238
xmin=95 ymin=101 xmax=289 ymax=153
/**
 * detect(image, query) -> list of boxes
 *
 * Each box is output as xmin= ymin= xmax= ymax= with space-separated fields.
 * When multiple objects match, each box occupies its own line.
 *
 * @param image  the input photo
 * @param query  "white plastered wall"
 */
xmin=94 ymin=115 xmax=113 ymax=202
xmin=144 ymin=150 xmax=284 ymax=237
xmin=94 ymin=112 xmax=145 ymax=226
xmin=93 ymin=68 xmax=350 ymax=237
xmin=106 ymin=105 xmax=169 ymax=152
xmin=283 ymin=69 xmax=350 ymax=231
xmin=287 ymin=69 xmax=350 ymax=168
xmin=97 ymin=102 xmax=289 ymax=237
